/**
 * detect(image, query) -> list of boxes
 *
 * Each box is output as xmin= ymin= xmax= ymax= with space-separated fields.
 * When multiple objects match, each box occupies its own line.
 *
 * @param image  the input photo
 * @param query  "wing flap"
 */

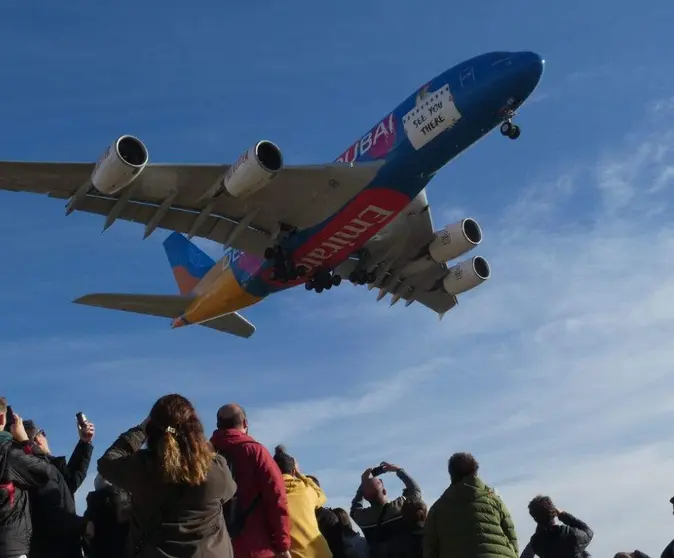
xmin=74 ymin=195 xmax=271 ymax=256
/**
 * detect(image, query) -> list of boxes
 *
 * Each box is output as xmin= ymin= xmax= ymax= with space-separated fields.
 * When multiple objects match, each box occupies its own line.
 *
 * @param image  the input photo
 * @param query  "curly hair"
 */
xmin=448 ymin=452 xmax=479 ymax=483
xmin=528 ymin=495 xmax=557 ymax=524
xmin=146 ymin=394 xmax=214 ymax=486
xmin=402 ymin=498 xmax=428 ymax=525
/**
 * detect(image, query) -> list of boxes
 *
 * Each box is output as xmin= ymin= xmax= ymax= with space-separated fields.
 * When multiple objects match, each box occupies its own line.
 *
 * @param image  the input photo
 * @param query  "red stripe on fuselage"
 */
xmin=261 ymin=187 xmax=410 ymax=287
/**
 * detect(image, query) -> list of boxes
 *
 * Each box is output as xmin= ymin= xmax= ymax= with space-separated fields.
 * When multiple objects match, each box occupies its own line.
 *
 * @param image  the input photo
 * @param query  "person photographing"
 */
xmin=349 ymin=462 xmax=422 ymax=558
xmin=520 ymin=496 xmax=593 ymax=558
xmin=0 ymin=399 xmax=51 ymax=558
xmin=23 ymin=411 xmax=96 ymax=558
xmin=273 ymin=446 xmax=332 ymax=558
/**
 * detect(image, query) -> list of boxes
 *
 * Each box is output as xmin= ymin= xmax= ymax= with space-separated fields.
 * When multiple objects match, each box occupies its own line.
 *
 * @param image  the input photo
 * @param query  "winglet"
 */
xmin=162 ymin=233 xmax=216 ymax=295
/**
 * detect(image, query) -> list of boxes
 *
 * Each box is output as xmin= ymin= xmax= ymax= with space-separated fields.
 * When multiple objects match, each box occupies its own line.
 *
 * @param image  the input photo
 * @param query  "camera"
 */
xmin=371 ymin=463 xmax=387 ymax=476
xmin=5 ymin=406 xmax=15 ymax=431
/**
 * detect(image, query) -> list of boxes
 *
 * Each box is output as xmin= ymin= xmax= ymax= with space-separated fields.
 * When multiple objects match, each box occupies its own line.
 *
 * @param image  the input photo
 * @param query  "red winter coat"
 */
xmin=211 ymin=429 xmax=291 ymax=558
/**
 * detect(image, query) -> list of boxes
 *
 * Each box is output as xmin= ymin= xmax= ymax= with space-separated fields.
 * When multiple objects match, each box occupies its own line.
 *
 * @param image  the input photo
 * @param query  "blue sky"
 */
xmin=2 ymin=0 xmax=674 ymax=555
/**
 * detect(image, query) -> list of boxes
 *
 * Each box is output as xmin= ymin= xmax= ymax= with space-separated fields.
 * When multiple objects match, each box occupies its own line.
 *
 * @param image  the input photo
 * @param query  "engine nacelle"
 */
xmin=442 ymin=256 xmax=490 ymax=295
xmin=222 ymin=140 xmax=283 ymax=199
xmin=428 ymin=218 xmax=483 ymax=263
xmin=91 ymin=135 xmax=148 ymax=195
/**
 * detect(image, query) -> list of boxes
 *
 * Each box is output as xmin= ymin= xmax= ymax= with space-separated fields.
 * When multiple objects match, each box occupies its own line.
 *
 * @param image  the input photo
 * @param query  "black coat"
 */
xmin=0 ymin=432 xmax=51 ymax=558
xmin=83 ymin=484 xmax=132 ymax=558
xmin=316 ymin=507 xmax=345 ymax=558
xmin=527 ymin=512 xmax=593 ymax=558
xmin=28 ymin=440 xmax=94 ymax=558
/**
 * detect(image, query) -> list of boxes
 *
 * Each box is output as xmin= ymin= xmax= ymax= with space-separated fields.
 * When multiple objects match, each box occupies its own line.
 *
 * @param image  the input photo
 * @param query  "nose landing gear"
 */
xmin=500 ymin=120 xmax=521 ymax=140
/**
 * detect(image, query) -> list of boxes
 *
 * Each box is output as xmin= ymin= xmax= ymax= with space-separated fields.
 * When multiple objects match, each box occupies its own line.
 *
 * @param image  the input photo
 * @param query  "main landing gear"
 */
xmin=348 ymin=269 xmax=376 ymax=285
xmin=305 ymin=268 xmax=342 ymax=293
xmin=500 ymin=120 xmax=521 ymax=140
xmin=265 ymin=245 xmax=307 ymax=283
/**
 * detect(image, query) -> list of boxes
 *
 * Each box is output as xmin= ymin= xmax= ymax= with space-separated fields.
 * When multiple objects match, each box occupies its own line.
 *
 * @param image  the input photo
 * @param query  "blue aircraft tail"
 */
xmin=162 ymin=232 xmax=216 ymax=295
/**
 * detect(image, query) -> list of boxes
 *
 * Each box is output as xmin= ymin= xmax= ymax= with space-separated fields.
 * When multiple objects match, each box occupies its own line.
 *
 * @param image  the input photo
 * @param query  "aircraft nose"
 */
xmin=520 ymin=51 xmax=545 ymax=85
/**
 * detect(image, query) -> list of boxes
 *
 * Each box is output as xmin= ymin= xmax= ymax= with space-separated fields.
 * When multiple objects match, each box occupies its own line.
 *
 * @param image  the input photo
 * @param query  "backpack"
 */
xmin=0 ymin=440 xmax=16 ymax=512
xmin=219 ymin=447 xmax=262 ymax=539
xmin=82 ymin=486 xmax=132 ymax=558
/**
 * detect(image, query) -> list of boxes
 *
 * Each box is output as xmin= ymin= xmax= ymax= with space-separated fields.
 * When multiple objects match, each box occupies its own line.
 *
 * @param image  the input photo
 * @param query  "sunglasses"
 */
xmin=32 ymin=429 xmax=46 ymax=441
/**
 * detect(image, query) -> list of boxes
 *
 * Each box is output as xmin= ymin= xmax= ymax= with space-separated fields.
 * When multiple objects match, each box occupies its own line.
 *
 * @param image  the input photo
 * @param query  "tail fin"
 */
xmin=163 ymin=232 xmax=216 ymax=295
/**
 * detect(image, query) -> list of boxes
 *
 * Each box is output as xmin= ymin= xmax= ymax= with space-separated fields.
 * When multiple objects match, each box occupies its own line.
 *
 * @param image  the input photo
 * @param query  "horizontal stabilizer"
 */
xmin=73 ymin=293 xmax=255 ymax=338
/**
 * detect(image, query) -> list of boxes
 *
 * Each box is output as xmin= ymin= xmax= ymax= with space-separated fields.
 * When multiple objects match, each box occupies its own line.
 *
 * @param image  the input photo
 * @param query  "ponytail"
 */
xmin=146 ymin=395 xmax=215 ymax=487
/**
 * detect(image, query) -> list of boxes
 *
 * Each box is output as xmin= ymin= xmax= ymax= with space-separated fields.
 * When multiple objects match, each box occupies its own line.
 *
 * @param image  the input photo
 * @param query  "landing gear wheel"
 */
xmin=332 ymin=275 xmax=342 ymax=286
xmin=500 ymin=121 xmax=513 ymax=136
xmin=296 ymin=266 xmax=308 ymax=277
xmin=350 ymin=270 xmax=369 ymax=285
xmin=508 ymin=125 xmax=521 ymax=140
xmin=305 ymin=280 xmax=314 ymax=291
xmin=315 ymin=286 xmax=324 ymax=294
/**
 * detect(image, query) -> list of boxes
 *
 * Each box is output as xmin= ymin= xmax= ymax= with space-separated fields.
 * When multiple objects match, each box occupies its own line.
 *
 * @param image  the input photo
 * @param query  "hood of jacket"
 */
xmin=282 ymin=474 xmax=305 ymax=494
xmin=210 ymin=427 xmax=258 ymax=451
xmin=440 ymin=475 xmax=493 ymax=502
xmin=0 ymin=431 xmax=11 ymax=444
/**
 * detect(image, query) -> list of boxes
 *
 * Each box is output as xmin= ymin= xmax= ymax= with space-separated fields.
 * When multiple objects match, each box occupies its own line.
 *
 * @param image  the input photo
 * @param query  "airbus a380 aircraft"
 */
xmin=0 ymin=51 xmax=544 ymax=338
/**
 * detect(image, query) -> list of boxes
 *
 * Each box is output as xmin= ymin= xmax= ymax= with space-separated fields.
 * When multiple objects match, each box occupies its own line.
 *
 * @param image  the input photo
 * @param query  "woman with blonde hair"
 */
xmin=97 ymin=394 xmax=236 ymax=558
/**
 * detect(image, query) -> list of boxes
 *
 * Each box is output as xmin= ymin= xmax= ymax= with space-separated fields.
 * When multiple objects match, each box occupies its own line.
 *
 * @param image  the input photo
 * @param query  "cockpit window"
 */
xmin=490 ymin=52 xmax=513 ymax=67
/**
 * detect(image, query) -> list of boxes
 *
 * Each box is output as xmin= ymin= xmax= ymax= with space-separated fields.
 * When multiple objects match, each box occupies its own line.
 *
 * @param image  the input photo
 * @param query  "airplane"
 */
xmin=0 ymin=50 xmax=545 ymax=338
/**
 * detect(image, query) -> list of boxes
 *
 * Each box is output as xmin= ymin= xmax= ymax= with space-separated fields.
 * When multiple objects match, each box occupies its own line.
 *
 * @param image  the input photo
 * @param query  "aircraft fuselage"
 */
xmin=176 ymin=51 xmax=545 ymax=327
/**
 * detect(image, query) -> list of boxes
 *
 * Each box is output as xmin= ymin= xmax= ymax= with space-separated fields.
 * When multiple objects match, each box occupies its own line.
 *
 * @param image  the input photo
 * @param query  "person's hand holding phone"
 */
xmin=9 ymin=410 xmax=29 ymax=443
xmin=76 ymin=414 xmax=95 ymax=444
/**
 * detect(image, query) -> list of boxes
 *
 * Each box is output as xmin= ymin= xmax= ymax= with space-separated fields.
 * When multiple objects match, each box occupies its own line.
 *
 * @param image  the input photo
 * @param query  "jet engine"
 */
xmin=442 ymin=256 xmax=491 ymax=295
xmin=428 ymin=218 xmax=483 ymax=263
xmin=91 ymin=135 xmax=148 ymax=195
xmin=221 ymin=140 xmax=283 ymax=199
xmin=397 ymin=218 xmax=483 ymax=278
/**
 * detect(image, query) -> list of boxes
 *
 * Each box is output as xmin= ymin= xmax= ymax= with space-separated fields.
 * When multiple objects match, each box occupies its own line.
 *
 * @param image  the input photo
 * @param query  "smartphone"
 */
xmin=5 ymin=406 xmax=15 ymax=430
xmin=76 ymin=412 xmax=88 ymax=428
xmin=371 ymin=464 xmax=386 ymax=477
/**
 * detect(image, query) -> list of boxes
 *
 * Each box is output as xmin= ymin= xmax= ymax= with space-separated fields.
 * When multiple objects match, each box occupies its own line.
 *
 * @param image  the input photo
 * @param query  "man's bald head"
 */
xmin=362 ymin=476 xmax=387 ymax=505
xmin=217 ymin=403 xmax=248 ymax=432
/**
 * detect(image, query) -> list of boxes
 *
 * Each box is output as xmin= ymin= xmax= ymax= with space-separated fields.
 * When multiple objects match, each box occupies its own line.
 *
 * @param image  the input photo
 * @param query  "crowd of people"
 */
xmin=0 ymin=394 xmax=668 ymax=558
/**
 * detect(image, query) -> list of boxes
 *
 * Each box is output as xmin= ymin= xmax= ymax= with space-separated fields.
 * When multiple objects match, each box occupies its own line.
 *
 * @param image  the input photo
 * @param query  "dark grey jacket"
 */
xmin=521 ymin=512 xmax=593 ymax=558
xmin=350 ymin=469 xmax=422 ymax=556
xmin=98 ymin=423 xmax=237 ymax=558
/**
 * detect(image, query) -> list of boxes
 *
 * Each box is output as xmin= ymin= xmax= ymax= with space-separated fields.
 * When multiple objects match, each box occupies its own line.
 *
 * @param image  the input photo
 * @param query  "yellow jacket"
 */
xmin=283 ymin=473 xmax=333 ymax=558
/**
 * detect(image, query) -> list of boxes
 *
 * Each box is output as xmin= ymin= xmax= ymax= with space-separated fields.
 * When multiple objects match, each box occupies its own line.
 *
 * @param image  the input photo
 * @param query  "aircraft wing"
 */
xmin=357 ymin=190 xmax=459 ymax=316
xmin=0 ymin=160 xmax=385 ymax=257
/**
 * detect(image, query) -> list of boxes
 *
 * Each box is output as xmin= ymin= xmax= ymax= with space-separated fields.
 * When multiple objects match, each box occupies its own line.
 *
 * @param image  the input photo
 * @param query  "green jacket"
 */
xmin=423 ymin=476 xmax=518 ymax=558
